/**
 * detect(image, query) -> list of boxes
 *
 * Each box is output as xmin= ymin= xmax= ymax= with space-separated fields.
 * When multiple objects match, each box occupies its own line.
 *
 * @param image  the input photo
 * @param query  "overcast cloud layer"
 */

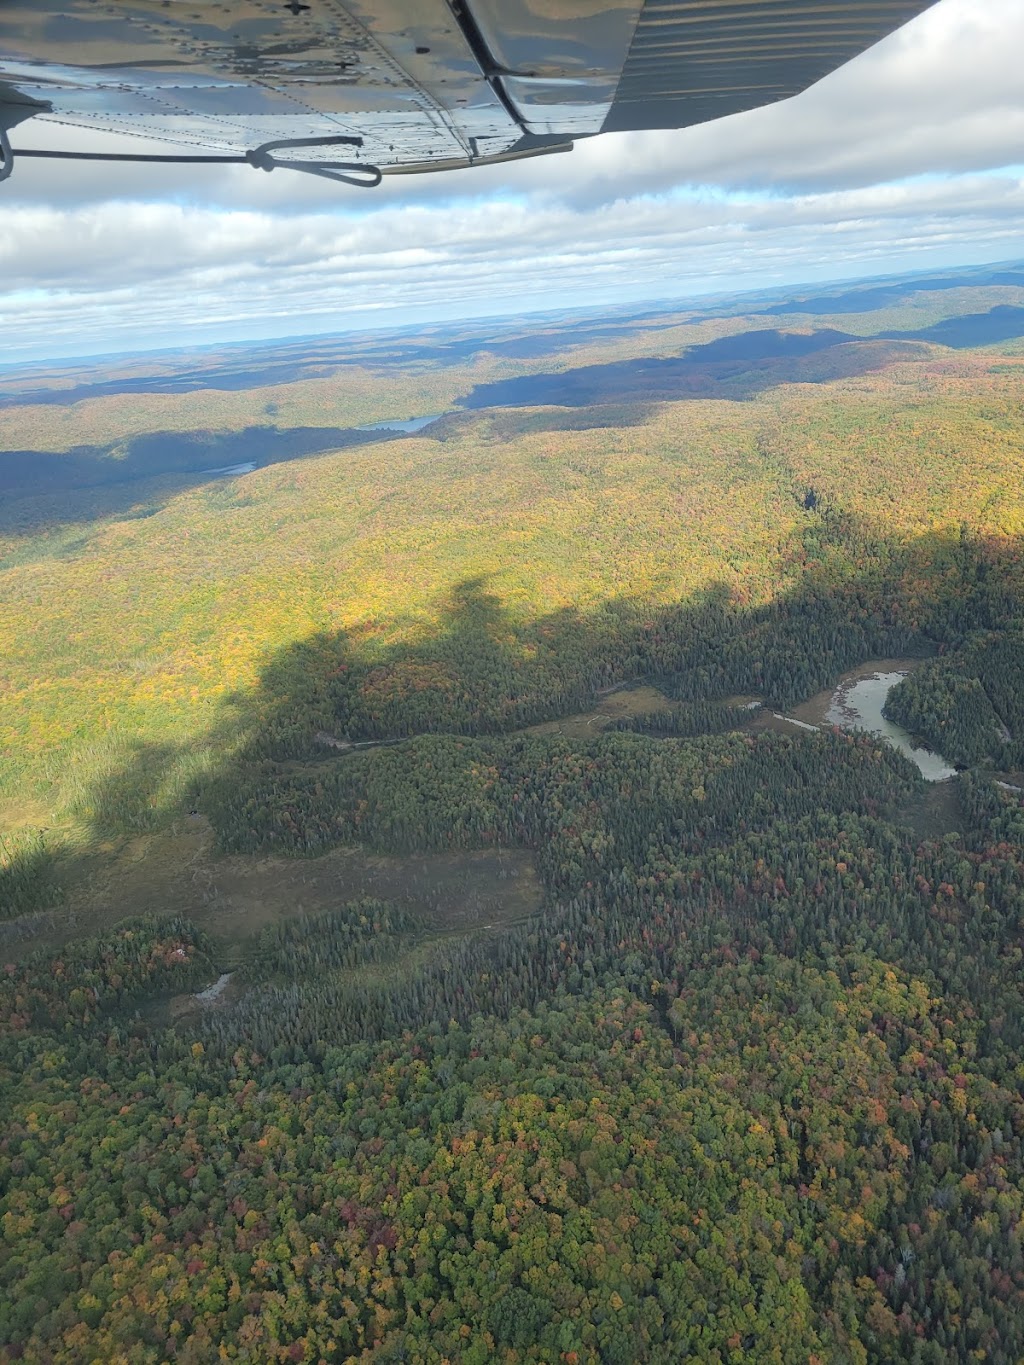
xmin=3 ymin=0 xmax=1023 ymax=362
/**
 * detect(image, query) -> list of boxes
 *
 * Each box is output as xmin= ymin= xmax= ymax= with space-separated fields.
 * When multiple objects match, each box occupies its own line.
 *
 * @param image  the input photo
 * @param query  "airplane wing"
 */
xmin=0 ymin=1 xmax=939 ymax=185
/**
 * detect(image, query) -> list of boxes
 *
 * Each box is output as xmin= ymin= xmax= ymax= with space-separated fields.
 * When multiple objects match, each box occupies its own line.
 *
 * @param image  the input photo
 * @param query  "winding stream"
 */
xmin=826 ymin=672 xmax=957 ymax=781
xmin=775 ymin=661 xmax=958 ymax=782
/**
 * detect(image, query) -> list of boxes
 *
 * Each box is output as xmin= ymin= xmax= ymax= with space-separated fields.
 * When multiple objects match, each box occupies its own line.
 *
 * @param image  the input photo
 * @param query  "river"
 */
xmin=772 ymin=659 xmax=958 ymax=782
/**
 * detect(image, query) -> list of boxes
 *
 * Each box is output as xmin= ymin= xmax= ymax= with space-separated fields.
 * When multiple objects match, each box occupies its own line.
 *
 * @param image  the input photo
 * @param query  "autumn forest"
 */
xmin=4 ymin=265 xmax=1024 ymax=1362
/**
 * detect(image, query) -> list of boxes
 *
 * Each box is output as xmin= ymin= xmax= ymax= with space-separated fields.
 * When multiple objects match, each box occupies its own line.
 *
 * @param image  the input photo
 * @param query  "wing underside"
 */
xmin=0 ymin=1 xmax=938 ymax=178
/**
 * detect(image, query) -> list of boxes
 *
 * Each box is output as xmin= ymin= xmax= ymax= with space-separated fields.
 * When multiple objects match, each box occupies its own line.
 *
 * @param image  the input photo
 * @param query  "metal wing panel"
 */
xmin=466 ymin=0 xmax=646 ymax=134
xmin=0 ymin=0 xmax=941 ymax=175
xmin=0 ymin=0 xmax=524 ymax=170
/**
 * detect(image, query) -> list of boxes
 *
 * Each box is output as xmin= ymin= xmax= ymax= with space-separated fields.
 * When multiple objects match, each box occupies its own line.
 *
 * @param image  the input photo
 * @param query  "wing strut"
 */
xmin=0 ymin=133 xmax=383 ymax=189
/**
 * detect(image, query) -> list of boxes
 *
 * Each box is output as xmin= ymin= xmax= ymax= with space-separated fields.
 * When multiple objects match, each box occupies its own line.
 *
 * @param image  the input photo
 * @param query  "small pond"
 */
xmin=763 ymin=660 xmax=957 ymax=781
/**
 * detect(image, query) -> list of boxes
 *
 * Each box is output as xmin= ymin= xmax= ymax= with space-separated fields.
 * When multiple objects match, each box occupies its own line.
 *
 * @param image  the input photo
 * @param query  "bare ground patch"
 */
xmin=0 ymin=795 xmax=58 ymax=834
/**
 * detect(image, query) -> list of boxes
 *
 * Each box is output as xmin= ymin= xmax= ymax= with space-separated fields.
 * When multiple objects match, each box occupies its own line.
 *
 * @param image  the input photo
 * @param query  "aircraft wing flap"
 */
xmin=604 ymin=1 xmax=938 ymax=132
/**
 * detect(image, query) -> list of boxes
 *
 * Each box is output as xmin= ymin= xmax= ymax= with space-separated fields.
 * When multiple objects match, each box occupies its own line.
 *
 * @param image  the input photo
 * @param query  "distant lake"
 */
xmin=356 ymin=413 xmax=448 ymax=433
xmin=201 ymin=461 xmax=257 ymax=477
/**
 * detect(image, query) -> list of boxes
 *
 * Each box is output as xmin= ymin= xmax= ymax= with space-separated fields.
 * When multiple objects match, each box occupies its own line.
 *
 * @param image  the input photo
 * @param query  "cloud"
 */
xmin=2 ymin=0 xmax=1024 ymax=359
xmin=6 ymin=169 xmax=1024 ymax=359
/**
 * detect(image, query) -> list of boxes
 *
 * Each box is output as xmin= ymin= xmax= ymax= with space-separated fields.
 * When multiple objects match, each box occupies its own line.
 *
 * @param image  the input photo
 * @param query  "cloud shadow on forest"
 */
xmin=0 ymin=311 xmax=696 ymax=408
xmin=0 ymin=422 xmax=437 ymax=541
xmin=4 ymin=512 xmax=1008 ymax=957
xmin=7 ymin=266 xmax=1022 ymax=411
xmin=9 ymin=302 xmax=1024 ymax=543
xmin=3 ymin=397 xmax=673 ymax=544
xmin=457 ymin=306 xmax=1024 ymax=412
xmin=458 ymin=332 xmax=922 ymax=410
xmin=755 ymin=269 xmax=1024 ymax=317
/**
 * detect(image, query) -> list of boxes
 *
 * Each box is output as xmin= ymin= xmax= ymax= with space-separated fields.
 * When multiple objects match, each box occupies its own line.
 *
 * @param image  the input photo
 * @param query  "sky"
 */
xmin=3 ymin=0 xmax=1024 ymax=363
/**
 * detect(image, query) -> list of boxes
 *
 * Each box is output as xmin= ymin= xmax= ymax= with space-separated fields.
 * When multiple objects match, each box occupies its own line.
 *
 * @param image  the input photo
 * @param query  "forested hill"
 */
xmin=3 ymin=269 xmax=1024 ymax=1361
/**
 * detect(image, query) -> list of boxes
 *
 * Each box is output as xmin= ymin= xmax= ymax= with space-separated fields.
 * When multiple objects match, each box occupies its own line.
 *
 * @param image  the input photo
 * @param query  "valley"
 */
xmin=4 ymin=263 xmax=1024 ymax=1363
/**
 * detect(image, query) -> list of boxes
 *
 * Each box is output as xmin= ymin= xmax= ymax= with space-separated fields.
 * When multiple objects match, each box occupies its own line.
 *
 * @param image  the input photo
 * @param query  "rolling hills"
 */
xmin=3 ymin=265 xmax=1024 ymax=1362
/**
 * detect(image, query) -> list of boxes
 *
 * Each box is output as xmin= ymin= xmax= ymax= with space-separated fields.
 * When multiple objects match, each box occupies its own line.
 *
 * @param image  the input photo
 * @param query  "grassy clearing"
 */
xmin=2 ymin=814 xmax=541 ymax=966
xmin=522 ymin=683 xmax=672 ymax=739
